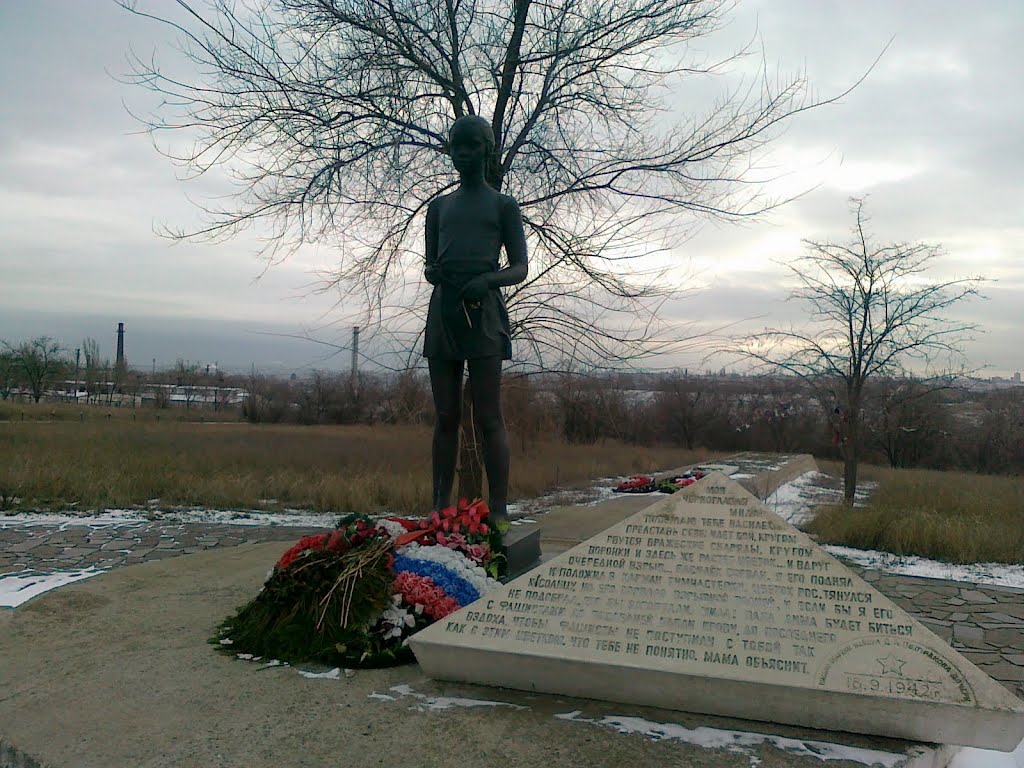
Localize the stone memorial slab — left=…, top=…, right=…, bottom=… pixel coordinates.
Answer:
left=411, top=473, right=1024, bottom=750
left=691, top=463, right=739, bottom=475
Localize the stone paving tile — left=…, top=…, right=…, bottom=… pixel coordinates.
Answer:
left=0, top=519, right=327, bottom=581
left=959, top=588, right=999, bottom=604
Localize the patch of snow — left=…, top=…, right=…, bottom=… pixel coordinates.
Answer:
left=950, top=739, right=1024, bottom=768
left=763, top=472, right=1024, bottom=589
left=384, top=684, right=526, bottom=712
left=826, top=545, right=1024, bottom=591
left=554, top=711, right=907, bottom=767
left=759, top=471, right=875, bottom=526
left=763, top=471, right=829, bottom=525
left=0, top=509, right=338, bottom=530
left=0, top=511, right=149, bottom=530
left=297, top=667, right=341, bottom=679
left=0, top=567, right=106, bottom=608
left=368, top=693, right=395, bottom=701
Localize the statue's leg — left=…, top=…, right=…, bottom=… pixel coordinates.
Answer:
left=467, top=356, right=509, bottom=524
left=428, top=357, right=464, bottom=511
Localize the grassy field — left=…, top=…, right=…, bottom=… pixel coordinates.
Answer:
left=0, top=400, right=232, bottom=423
left=807, top=463, right=1024, bottom=565
left=0, top=413, right=714, bottom=515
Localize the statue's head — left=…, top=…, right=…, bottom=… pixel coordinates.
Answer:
left=449, top=116, right=494, bottom=177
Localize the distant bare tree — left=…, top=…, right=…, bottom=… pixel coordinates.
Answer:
left=975, top=390, right=1024, bottom=475
left=0, top=346, right=17, bottom=400
left=652, top=373, right=712, bottom=450
left=175, top=359, right=202, bottom=409
left=864, top=378, right=954, bottom=469
left=7, top=337, right=68, bottom=403
left=81, top=338, right=103, bottom=404
left=742, top=198, right=985, bottom=503
left=378, top=369, right=430, bottom=425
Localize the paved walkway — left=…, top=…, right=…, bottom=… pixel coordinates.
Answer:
left=0, top=518, right=323, bottom=579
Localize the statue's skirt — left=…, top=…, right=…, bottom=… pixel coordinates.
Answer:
left=423, top=282, right=512, bottom=361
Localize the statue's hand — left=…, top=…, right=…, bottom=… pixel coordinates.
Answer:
left=460, top=275, right=491, bottom=301
left=424, top=264, right=441, bottom=285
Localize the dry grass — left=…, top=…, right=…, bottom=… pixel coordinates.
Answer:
left=0, top=400, right=229, bottom=423
left=807, top=464, right=1024, bottom=565
left=0, top=419, right=714, bottom=515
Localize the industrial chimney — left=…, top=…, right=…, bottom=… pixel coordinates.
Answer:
left=115, top=322, right=126, bottom=370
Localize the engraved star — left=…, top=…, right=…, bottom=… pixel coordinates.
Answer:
left=876, top=654, right=907, bottom=676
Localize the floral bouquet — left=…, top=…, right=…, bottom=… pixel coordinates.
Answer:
left=612, top=474, right=656, bottom=493
left=214, top=499, right=502, bottom=668
left=657, top=470, right=706, bottom=494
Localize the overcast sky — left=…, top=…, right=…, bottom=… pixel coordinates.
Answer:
left=0, top=1, right=1020, bottom=376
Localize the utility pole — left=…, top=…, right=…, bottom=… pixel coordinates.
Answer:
left=351, top=326, right=360, bottom=395
left=74, top=347, right=80, bottom=402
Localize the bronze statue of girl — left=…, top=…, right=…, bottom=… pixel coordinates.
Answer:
left=423, top=116, right=528, bottom=525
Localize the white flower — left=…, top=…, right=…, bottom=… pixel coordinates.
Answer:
left=375, top=518, right=411, bottom=542
left=401, top=544, right=499, bottom=596
left=378, top=602, right=414, bottom=640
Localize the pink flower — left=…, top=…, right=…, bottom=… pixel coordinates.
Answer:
left=394, top=572, right=460, bottom=621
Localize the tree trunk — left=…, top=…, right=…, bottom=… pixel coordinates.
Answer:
left=843, top=408, right=860, bottom=505
left=457, top=378, right=484, bottom=502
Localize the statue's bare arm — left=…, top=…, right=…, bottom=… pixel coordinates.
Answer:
left=492, top=196, right=528, bottom=288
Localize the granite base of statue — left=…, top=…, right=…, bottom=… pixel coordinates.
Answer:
left=503, top=523, right=541, bottom=579
left=411, top=472, right=1024, bottom=751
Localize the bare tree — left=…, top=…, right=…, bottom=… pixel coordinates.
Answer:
left=974, top=389, right=1024, bottom=475
left=652, top=373, right=710, bottom=450
left=175, top=359, right=202, bottom=409
left=742, top=198, right=984, bottom=503
left=7, top=337, right=68, bottom=403
left=0, top=346, right=17, bottom=400
left=864, top=377, right=955, bottom=469
left=117, top=0, right=866, bottom=366
left=82, top=338, right=103, bottom=404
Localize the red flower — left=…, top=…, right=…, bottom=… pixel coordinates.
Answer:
left=276, top=533, right=329, bottom=570
left=326, top=529, right=346, bottom=551
left=391, top=517, right=419, bottom=532
left=616, top=475, right=653, bottom=491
